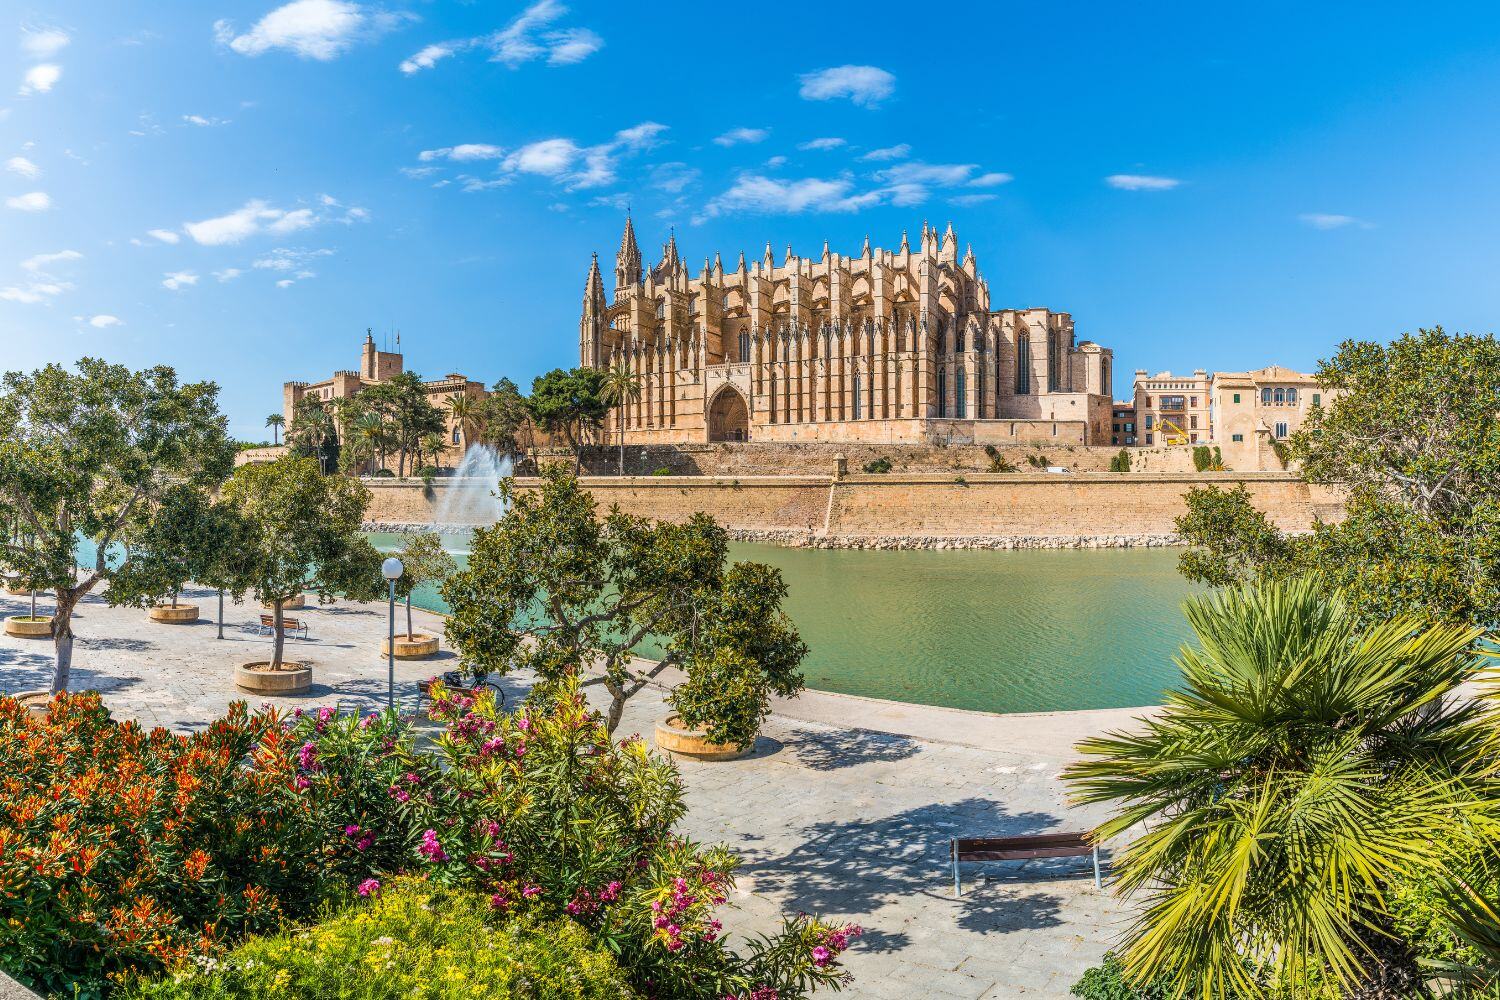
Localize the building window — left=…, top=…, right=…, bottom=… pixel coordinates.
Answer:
left=1275, top=421, right=1288, bottom=438
left=1190, top=415, right=1198, bottom=429
left=1161, top=395, right=1185, bottom=410
left=1190, top=396, right=1198, bottom=407
left=852, top=374, right=862, bottom=419
left=1144, top=395, right=1152, bottom=407
left=955, top=369, right=967, bottom=418
left=738, top=332, right=750, bottom=363
left=1015, top=334, right=1030, bottom=393
left=1146, top=433, right=1153, bottom=444
left=1274, top=387, right=1285, bottom=404
left=1261, top=388, right=1272, bottom=405
left=768, top=373, right=777, bottom=423
left=1233, top=392, right=1240, bottom=403
left=937, top=368, right=946, bottom=417
left=1190, top=433, right=1198, bottom=443
left=451, top=427, right=460, bottom=444
left=1286, top=387, right=1298, bottom=405
left=1145, top=414, right=1154, bottom=430
left=1313, top=392, right=1321, bottom=406
left=1231, top=433, right=1244, bottom=442
left=955, top=326, right=964, bottom=353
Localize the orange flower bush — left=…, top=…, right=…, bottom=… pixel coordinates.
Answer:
left=0, top=693, right=410, bottom=999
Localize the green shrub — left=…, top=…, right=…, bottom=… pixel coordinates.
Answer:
left=862, top=457, right=892, bottom=474
left=1109, top=449, right=1132, bottom=473
left=1192, top=445, right=1211, bottom=472
left=371, top=467, right=396, bottom=478
left=651, top=466, right=674, bottom=476
left=1026, top=453, right=1051, bottom=468
left=988, top=450, right=1019, bottom=473
left=1071, top=953, right=1172, bottom=999
left=123, top=878, right=636, bottom=1000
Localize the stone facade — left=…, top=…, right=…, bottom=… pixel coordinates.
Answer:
left=581, top=219, right=1116, bottom=448
left=282, top=332, right=486, bottom=470
left=1133, top=369, right=1212, bottom=446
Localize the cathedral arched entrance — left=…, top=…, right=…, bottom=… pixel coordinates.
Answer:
left=707, top=386, right=750, bottom=442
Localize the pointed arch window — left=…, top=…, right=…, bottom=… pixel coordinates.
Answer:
left=852, top=373, right=862, bottom=419
left=937, top=368, right=947, bottom=417
left=1016, top=333, right=1031, bottom=394
left=955, top=369, right=967, bottom=418
left=656, top=299, right=666, bottom=320
left=768, top=372, right=777, bottom=423
left=738, top=332, right=750, bottom=363
left=955, top=325, right=965, bottom=353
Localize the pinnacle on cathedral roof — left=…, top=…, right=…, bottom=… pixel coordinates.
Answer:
left=899, top=229, right=910, bottom=253
left=619, top=214, right=638, bottom=254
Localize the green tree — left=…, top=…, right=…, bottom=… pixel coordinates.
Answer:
left=441, top=467, right=807, bottom=743
left=389, top=530, right=457, bottom=644
left=482, top=378, right=533, bottom=470
left=107, top=484, right=229, bottom=613
left=286, top=396, right=339, bottom=474
left=0, top=360, right=234, bottom=693
left=1174, top=485, right=1301, bottom=588
left=599, top=360, right=642, bottom=476
left=1109, top=449, right=1132, bottom=473
left=368, top=372, right=445, bottom=478
left=264, top=412, right=284, bottom=446
left=1174, top=328, right=1500, bottom=628
left=219, top=457, right=384, bottom=670
left=448, top=393, right=484, bottom=452
left=528, top=367, right=607, bottom=473
left=1064, top=576, right=1496, bottom=998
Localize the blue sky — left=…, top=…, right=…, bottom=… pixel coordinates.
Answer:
left=3, top=1, right=1500, bottom=440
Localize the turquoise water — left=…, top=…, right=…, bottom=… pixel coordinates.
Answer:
left=368, top=532, right=1200, bottom=714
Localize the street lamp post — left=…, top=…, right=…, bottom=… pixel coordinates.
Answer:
left=381, top=557, right=404, bottom=712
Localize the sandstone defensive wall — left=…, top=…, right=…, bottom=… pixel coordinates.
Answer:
left=364, top=472, right=1345, bottom=550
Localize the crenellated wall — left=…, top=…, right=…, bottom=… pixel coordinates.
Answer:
left=363, top=472, right=1344, bottom=547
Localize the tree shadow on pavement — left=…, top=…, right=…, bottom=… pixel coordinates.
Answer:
left=785, top=726, right=922, bottom=770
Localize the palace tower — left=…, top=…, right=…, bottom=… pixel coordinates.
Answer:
left=580, top=219, right=1114, bottom=446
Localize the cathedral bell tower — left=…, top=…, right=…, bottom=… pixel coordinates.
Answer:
left=615, top=215, right=642, bottom=292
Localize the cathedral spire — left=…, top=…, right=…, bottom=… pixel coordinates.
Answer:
left=899, top=229, right=910, bottom=254
left=861, top=234, right=871, bottom=257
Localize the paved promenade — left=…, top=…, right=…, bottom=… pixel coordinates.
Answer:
left=0, top=586, right=1145, bottom=998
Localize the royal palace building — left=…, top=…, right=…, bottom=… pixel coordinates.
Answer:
left=580, top=219, right=1115, bottom=446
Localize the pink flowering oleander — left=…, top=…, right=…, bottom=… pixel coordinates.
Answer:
left=356, top=878, right=381, bottom=898
left=417, top=828, right=449, bottom=862
left=522, top=884, right=541, bottom=898
left=810, top=945, right=831, bottom=968
left=344, top=824, right=361, bottom=837
left=293, top=775, right=311, bottom=790
left=358, top=713, right=377, bottom=730
left=296, top=741, right=318, bottom=772
left=389, top=786, right=411, bottom=803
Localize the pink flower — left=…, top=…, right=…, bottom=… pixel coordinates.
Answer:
left=318, top=706, right=336, bottom=723
left=355, top=834, right=375, bottom=852
left=357, top=878, right=381, bottom=898
left=522, top=884, right=541, bottom=898
left=517, top=715, right=532, bottom=732
left=296, top=741, right=318, bottom=772
left=359, top=713, right=377, bottom=730
left=417, top=829, right=448, bottom=862
left=293, top=775, right=311, bottom=790
left=811, top=945, right=831, bottom=967
left=344, top=824, right=361, bottom=837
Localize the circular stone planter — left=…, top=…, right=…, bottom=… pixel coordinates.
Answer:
left=11, top=690, right=52, bottom=718
left=4, top=615, right=53, bottom=638
left=235, top=661, right=312, bottom=696
left=653, top=715, right=753, bottom=761
left=263, top=595, right=307, bottom=611
left=149, top=602, right=200, bottom=624
left=381, top=632, right=440, bottom=659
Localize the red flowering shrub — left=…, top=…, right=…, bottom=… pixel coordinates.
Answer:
left=0, top=693, right=407, bottom=998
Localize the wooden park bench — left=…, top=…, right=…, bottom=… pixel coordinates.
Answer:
left=949, top=832, right=1101, bottom=897
left=256, top=614, right=309, bottom=640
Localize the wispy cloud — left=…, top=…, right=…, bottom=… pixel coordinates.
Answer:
left=147, top=228, right=181, bottom=244
left=950, top=193, right=997, bottom=207
left=213, top=267, right=243, bottom=282
left=417, top=122, right=665, bottom=193
left=1105, top=173, right=1181, bottom=191
left=798, top=137, right=845, bottom=151
left=651, top=162, right=700, bottom=194
left=1298, top=212, right=1371, bottom=230
left=215, top=0, right=412, bottom=61
left=798, top=65, right=895, bottom=108
left=21, top=27, right=70, bottom=60
left=4, top=155, right=39, bottom=179
left=399, top=0, right=602, bottom=75
left=6, top=191, right=51, bottom=211
left=19, top=64, right=60, bottom=95
left=969, top=172, right=1012, bottom=187
left=182, top=114, right=230, bottom=127
left=419, top=143, right=505, bottom=162
left=714, top=127, right=768, bottom=148
left=253, top=247, right=334, bottom=272
left=1, top=249, right=80, bottom=304
left=162, top=270, right=199, bottom=291
left=179, top=196, right=366, bottom=245
left=88, top=314, right=123, bottom=328
left=698, top=175, right=880, bottom=222
left=860, top=144, right=910, bottom=162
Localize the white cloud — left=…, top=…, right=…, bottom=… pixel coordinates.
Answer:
left=4, top=155, right=39, bottom=178
left=714, top=127, right=768, bottom=147
left=253, top=247, right=333, bottom=271
left=798, top=137, right=845, bottom=151
left=399, top=42, right=455, bottom=75
left=6, top=191, right=50, bottom=211
left=162, top=271, right=198, bottom=290
left=89, top=314, right=123, bottom=328
left=181, top=197, right=364, bottom=245
left=505, top=138, right=579, bottom=178
left=214, top=0, right=410, bottom=61
left=544, top=27, right=602, bottom=65
left=418, top=143, right=505, bottom=162
left=765, top=155, right=787, bottom=169
left=798, top=65, right=895, bottom=108
left=651, top=162, right=699, bottom=193
left=876, top=162, right=978, bottom=187
left=698, top=175, right=877, bottom=221
left=613, top=121, right=667, bottom=149
left=20, top=64, right=61, bottom=95
left=400, top=165, right=440, bottom=178
left=969, top=172, right=1013, bottom=187
left=147, top=228, right=181, bottom=244
left=22, top=249, right=81, bottom=271
left=1105, top=174, right=1181, bottom=191
left=1298, top=212, right=1370, bottom=230
left=489, top=0, right=601, bottom=68
left=861, top=144, right=910, bottom=162
left=21, top=27, right=70, bottom=60
left=276, top=278, right=296, bottom=288
left=213, top=267, right=243, bottom=281
left=182, top=114, right=230, bottom=127
left=950, top=193, right=997, bottom=207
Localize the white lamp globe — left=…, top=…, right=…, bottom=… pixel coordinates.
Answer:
left=381, top=557, right=405, bottom=581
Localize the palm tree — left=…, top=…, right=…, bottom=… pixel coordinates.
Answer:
left=448, top=393, right=483, bottom=453
left=353, top=410, right=388, bottom=475
left=265, top=412, right=285, bottom=446
left=1064, top=576, right=1494, bottom=998
left=598, top=360, right=641, bottom=476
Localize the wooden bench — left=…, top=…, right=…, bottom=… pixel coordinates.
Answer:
left=949, top=832, right=1101, bottom=897
left=257, top=614, right=309, bottom=640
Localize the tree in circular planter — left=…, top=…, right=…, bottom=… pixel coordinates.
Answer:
left=0, top=359, right=234, bottom=693
left=387, top=530, right=457, bottom=658
left=219, top=457, right=384, bottom=682
left=441, top=465, right=808, bottom=749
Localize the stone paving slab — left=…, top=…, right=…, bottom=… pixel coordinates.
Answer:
left=0, top=586, right=1139, bottom=998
